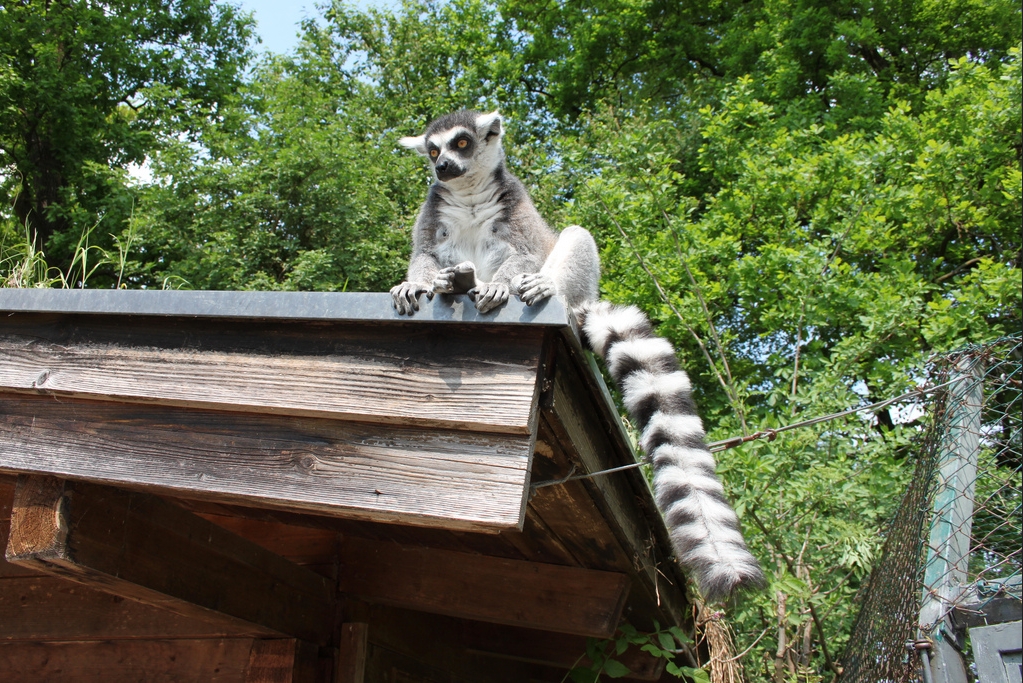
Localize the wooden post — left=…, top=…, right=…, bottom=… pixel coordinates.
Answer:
left=336, top=623, right=369, bottom=683
left=245, top=639, right=318, bottom=683
left=919, top=357, right=984, bottom=683
left=5, top=475, right=335, bottom=645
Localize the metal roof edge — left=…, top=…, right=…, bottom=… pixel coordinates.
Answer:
left=0, top=289, right=573, bottom=327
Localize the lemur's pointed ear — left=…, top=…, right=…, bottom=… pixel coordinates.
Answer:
left=476, top=111, right=503, bottom=141
left=399, top=135, right=428, bottom=156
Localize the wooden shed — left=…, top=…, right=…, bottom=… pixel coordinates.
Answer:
left=0, top=290, right=692, bottom=682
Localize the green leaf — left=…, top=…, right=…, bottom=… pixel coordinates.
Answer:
left=602, top=659, right=632, bottom=678
left=681, top=667, right=711, bottom=683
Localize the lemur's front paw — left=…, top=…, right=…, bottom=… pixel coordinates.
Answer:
left=512, top=272, right=557, bottom=306
left=390, top=281, right=433, bottom=315
left=468, top=281, right=509, bottom=314
left=434, top=261, right=478, bottom=294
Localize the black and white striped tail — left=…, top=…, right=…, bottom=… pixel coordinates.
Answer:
left=577, top=301, right=764, bottom=602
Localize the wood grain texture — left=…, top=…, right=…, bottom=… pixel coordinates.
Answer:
left=347, top=598, right=665, bottom=680
left=5, top=475, right=65, bottom=559
left=462, top=621, right=666, bottom=680
left=337, top=623, right=368, bottom=683
left=0, top=394, right=533, bottom=532
left=0, top=638, right=257, bottom=683
left=191, top=513, right=340, bottom=569
left=5, top=476, right=335, bottom=644
left=0, top=475, right=42, bottom=579
left=345, top=599, right=559, bottom=683
left=525, top=437, right=628, bottom=571
left=244, top=640, right=294, bottom=683
left=337, top=535, right=629, bottom=638
left=0, top=576, right=265, bottom=641
left=541, top=346, right=690, bottom=630
left=0, top=321, right=544, bottom=434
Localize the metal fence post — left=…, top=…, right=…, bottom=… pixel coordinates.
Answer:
left=919, top=356, right=985, bottom=683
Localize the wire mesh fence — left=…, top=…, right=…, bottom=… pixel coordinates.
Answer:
left=838, top=334, right=1022, bottom=683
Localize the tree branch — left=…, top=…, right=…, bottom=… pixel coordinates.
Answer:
left=597, top=196, right=747, bottom=427
left=747, top=507, right=841, bottom=678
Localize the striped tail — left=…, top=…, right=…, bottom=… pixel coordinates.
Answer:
left=577, top=301, right=764, bottom=602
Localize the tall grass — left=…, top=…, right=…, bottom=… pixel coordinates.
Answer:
left=0, top=218, right=111, bottom=289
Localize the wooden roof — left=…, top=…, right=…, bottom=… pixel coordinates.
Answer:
left=0, top=290, right=692, bottom=682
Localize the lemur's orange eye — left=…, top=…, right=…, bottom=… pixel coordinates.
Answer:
left=429, top=149, right=439, bottom=158
left=457, top=139, right=468, bottom=148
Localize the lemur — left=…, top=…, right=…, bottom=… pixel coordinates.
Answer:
left=391, top=110, right=764, bottom=601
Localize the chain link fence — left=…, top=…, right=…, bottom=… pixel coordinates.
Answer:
left=839, top=335, right=1022, bottom=683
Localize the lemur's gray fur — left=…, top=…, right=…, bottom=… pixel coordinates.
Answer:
left=393, top=110, right=764, bottom=601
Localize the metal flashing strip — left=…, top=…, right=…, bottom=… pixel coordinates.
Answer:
left=0, top=289, right=571, bottom=327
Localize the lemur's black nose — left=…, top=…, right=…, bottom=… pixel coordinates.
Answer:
left=435, top=160, right=449, bottom=173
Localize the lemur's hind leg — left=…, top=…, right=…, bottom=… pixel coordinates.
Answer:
left=512, top=225, right=600, bottom=309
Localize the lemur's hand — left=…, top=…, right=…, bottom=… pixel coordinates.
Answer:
left=434, top=261, right=478, bottom=294
left=468, top=281, right=509, bottom=314
left=512, top=272, right=557, bottom=306
left=390, top=281, right=433, bottom=315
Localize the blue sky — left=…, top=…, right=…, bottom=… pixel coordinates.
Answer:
left=233, top=1, right=399, bottom=55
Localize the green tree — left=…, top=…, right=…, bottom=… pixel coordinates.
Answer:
left=130, top=0, right=525, bottom=291
left=13, top=0, right=1016, bottom=678
left=538, top=50, right=1020, bottom=679
left=0, top=0, right=254, bottom=279
left=500, top=0, right=1021, bottom=125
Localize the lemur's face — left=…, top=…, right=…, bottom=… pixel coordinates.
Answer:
left=424, top=126, right=475, bottom=181
left=400, top=111, right=504, bottom=185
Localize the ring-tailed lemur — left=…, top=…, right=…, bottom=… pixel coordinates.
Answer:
left=392, top=110, right=764, bottom=601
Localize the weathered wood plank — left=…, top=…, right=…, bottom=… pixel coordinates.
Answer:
left=541, top=342, right=690, bottom=630
left=5, top=476, right=335, bottom=645
left=526, top=436, right=628, bottom=571
left=337, top=623, right=369, bottom=683
left=0, top=394, right=532, bottom=532
left=246, top=639, right=319, bottom=683
left=0, top=321, right=545, bottom=434
left=0, top=638, right=257, bottom=683
left=0, top=576, right=265, bottom=641
left=337, top=535, right=629, bottom=638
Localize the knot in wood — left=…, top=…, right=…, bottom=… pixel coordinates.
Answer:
left=296, top=453, right=318, bottom=472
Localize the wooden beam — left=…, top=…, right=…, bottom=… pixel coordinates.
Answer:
left=338, top=536, right=629, bottom=638
left=245, top=639, right=319, bottom=683
left=5, top=475, right=335, bottom=645
left=0, top=320, right=544, bottom=435
left=0, top=576, right=255, bottom=641
left=0, top=638, right=258, bottom=683
left=0, top=475, right=40, bottom=579
left=337, top=623, right=369, bottom=683
left=462, top=621, right=666, bottom=680
left=0, top=393, right=533, bottom=532
left=541, top=342, right=690, bottom=629
left=343, top=599, right=664, bottom=681
left=345, top=599, right=559, bottom=683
